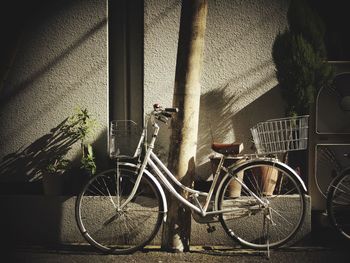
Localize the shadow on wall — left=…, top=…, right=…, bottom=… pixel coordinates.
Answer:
left=1, top=0, right=79, bottom=98
left=0, top=18, right=107, bottom=106
left=0, top=119, right=80, bottom=183
left=0, top=127, right=108, bottom=247
left=0, top=119, right=108, bottom=194
left=231, top=85, right=286, bottom=153
left=0, top=118, right=78, bottom=247
left=0, top=0, right=107, bottom=149
left=198, top=87, right=236, bottom=158
left=198, top=59, right=276, bottom=160
left=0, top=1, right=107, bottom=249
left=196, top=87, right=236, bottom=180
left=196, top=85, right=285, bottom=180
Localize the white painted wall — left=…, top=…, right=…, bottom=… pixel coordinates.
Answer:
left=144, top=0, right=289, bottom=179
left=0, top=0, right=108, bottom=182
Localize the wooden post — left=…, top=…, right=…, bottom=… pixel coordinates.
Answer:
left=161, top=0, right=208, bottom=252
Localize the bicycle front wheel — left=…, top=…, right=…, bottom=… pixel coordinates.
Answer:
left=218, top=159, right=306, bottom=249
left=75, top=168, right=164, bottom=254
left=327, top=172, right=350, bottom=240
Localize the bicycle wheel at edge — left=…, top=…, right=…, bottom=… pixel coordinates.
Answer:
left=327, top=172, right=350, bottom=240
left=218, top=159, right=306, bottom=249
left=75, top=168, right=164, bottom=254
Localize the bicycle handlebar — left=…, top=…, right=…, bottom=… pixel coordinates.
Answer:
left=153, top=104, right=178, bottom=112
left=164, top=107, right=179, bottom=113
left=152, top=104, right=178, bottom=124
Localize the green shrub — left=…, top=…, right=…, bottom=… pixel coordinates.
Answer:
left=272, top=0, right=334, bottom=116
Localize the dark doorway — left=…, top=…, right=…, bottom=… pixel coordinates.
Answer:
left=108, top=0, right=144, bottom=125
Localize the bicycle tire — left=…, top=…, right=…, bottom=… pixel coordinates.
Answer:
left=75, top=167, right=164, bottom=254
left=217, top=159, right=306, bottom=249
left=327, top=172, right=350, bottom=240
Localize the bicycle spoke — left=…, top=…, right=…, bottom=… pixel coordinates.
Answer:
left=102, top=177, right=117, bottom=208
left=268, top=185, right=300, bottom=200
left=327, top=173, right=350, bottom=240
left=76, top=170, right=163, bottom=254
left=89, top=182, right=107, bottom=196
left=220, top=161, right=305, bottom=249
left=269, top=206, right=295, bottom=227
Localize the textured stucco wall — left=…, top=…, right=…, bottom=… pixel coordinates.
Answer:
left=0, top=0, right=108, bottom=182
left=144, top=0, right=289, bottom=179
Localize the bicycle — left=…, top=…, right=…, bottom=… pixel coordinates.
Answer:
left=75, top=104, right=308, bottom=255
left=316, top=146, right=350, bottom=240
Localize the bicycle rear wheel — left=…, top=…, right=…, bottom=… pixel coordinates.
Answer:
left=218, top=159, right=306, bottom=249
left=327, top=172, right=350, bottom=240
left=75, top=168, right=163, bottom=254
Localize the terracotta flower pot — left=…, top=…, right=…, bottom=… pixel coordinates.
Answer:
left=226, top=169, right=244, bottom=198
left=210, top=157, right=245, bottom=198
left=259, top=166, right=279, bottom=196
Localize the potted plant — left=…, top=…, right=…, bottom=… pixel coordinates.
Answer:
left=257, top=165, right=279, bottom=196
left=66, top=108, right=97, bottom=192
left=81, top=144, right=97, bottom=177
left=41, top=108, right=97, bottom=195
left=65, top=108, right=97, bottom=147
left=272, top=0, right=334, bottom=185
left=272, top=0, right=334, bottom=117
left=209, top=154, right=245, bottom=198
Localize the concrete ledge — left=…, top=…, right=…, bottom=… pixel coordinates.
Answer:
left=0, top=195, right=311, bottom=247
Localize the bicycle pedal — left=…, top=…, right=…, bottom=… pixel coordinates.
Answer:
left=206, top=224, right=216, bottom=233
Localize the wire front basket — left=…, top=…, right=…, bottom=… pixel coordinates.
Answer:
left=109, top=120, right=142, bottom=159
left=250, top=115, right=309, bottom=155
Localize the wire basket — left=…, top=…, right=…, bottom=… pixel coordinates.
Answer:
left=250, top=115, right=309, bottom=155
left=109, top=120, right=142, bottom=159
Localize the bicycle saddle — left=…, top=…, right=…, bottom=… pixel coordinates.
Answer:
left=211, top=142, right=244, bottom=155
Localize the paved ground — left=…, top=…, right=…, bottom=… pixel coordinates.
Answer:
left=4, top=227, right=350, bottom=263
left=7, top=245, right=350, bottom=263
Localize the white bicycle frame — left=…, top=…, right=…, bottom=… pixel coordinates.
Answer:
left=117, top=111, right=269, bottom=218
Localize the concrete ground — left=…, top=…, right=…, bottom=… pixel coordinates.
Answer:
left=7, top=246, right=350, bottom=263
left=5, top=226, right=350, bottom=263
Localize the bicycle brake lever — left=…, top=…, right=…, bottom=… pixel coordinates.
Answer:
left=162, top=112, right=172, bottom=118
left=158, top=115, right=168, bottom=123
